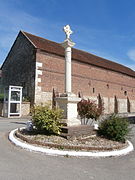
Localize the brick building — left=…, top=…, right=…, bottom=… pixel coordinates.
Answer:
left=1, top=31, right=135, bottom=114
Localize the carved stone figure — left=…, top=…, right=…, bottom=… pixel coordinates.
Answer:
left=63, top=25, right=73, bottom=39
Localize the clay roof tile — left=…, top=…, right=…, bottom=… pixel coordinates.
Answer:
left=22, top=31, right=135, bottom=77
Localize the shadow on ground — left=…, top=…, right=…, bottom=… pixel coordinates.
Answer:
left=10, top=122, right=26, bottom=125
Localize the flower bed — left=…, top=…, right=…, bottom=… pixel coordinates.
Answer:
left=15, top=128, right=128, bottom=152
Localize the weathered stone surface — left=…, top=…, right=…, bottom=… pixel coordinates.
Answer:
left=21, top=102, right=30, bottom=116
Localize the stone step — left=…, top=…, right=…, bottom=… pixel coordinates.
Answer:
left=60, top=125, right=96, bottom=139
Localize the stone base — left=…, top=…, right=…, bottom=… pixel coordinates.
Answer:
left=60, top=125, right=96, bottom=139
left=61, top=118, right=81, bottom=126
left=55, top=93, right=81, bottom=126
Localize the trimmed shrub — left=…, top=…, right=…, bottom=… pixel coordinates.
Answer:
left=77, top=99, right=104, bottom=121
left=32, top=105, right=63, bottom=134
left=98, top=114, right=130, bottom=142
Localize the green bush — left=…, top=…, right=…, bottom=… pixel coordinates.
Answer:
left=98, top=114, right=130, bottom=142
left=77, top=99, right=104, bottom=121
left=22, top=96, right=30, bottom=102
left=32, top=105, right=63, bottom=134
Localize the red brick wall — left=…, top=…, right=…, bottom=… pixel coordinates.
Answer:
left=36, top=50, right=135, bottom=101
left=36, top=51, right=65, bottom=93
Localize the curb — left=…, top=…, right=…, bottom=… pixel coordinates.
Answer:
left=9, top=128, right=134, bottom=157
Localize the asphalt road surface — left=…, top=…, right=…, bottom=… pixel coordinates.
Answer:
left=0, top=117, right=135, bottom=180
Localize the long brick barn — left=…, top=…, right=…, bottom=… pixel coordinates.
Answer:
left=1, top=31, right=135, bottom=114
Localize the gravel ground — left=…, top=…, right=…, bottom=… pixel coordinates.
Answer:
left=17, top=128, right=128, bottom=151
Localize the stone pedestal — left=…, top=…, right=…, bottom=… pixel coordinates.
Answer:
left=56, top=94, right=81, bottom=126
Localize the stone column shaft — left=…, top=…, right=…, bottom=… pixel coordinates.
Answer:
left=61, top=39, right=75, bottom=94
left=65, top=46, right=72, bottom=93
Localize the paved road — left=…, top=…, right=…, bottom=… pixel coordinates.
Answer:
left=0, top=117, right=135, bottom=180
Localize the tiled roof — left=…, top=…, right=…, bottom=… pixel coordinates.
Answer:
left=22, top=31, right=135, bottom=77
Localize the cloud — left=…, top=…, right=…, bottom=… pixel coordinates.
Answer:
left=127, top=49, right=135, bottom=61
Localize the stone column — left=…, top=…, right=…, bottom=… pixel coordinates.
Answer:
left=55, top=25, right=81, bottom=126
left=61, top=39, right=75, bottom=94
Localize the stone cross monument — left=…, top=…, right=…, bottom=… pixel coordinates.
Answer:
left=55, top=25, right=81, bottom=126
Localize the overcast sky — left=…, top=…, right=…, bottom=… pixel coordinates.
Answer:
left=1, top=0, right=135, bottom=70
